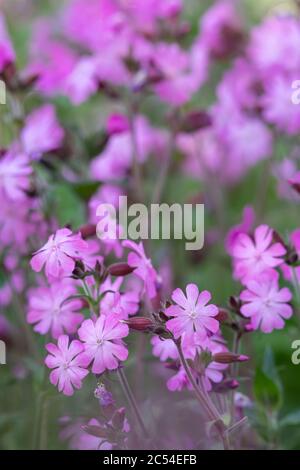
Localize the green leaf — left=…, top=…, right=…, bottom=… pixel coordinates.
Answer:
left=0, top=270, right=6, bottom=289
left=72, top=181, right=100, bottom=200
left=254, top=347, right=282, bottom=410
left=51, top=183, right=86, bottom=229
left=280, top=410, right=300, bottom=427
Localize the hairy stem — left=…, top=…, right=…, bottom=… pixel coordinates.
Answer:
left=176, top=340, right=230, bottom=450
left=117, top=367, right=149, bottom=439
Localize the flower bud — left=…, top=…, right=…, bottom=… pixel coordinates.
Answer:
left=229, top=296, right=242, bottom=312
left=107, top=262, right=136, bottom=277
left=72, top=260, right=86, bottom=279
left=213, top=379, right=240, bottom=393
left=215, top=309, right=229, bottom=323
left=180, top=111, right=212, bottom=133
left=79, top=224, right=96, bottom=239
left=123, top=317, right=155, bottom=332
left=212, top=352, right=249, bottom=364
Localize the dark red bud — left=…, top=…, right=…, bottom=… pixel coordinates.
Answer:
left=123, top=317, right=154, bottom=332
left=181, top=111, right=212, bottom=133
left=212, top=352, right=249, bottom=364
left=79, top=224, right=96, bottom=239
left=107, top=262, right=135, bottom=276
left=215, top=309, right=229, bottom=323
left=213, top=379, right=240, bottom=393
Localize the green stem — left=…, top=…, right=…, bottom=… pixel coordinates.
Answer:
left=117, top=367, right=149, bottom=439
left=176, top=341, right=230, bottom=450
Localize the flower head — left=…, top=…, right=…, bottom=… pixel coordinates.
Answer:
left=30, top=228, right=88, bottom=280
left=27, top=281, right=84, bottom=339
left=232, top=224, right=286, bottom=283
left=45, top=335, right=89, bottom=396
left=240, top=273, right=292, bottom=333
left=0, top=150, right=32, bottom=201
left=78, top=316, right=129, bottom=374
left=21, top=104, right=64, bottom=159
left=166, top=283, right=219, bottom=341
left=123, top=240, right=158, bottom=299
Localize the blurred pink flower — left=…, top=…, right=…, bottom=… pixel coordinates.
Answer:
left=232, top=225, right=286, bottom=283
left=0, top=150, right=32, bottom=200
left=151, top=336, right=179, bottom=362
left=261, top=74, right=300, bottom=135
left=78, top=315, right=129, bottom=374
left=240, top=274, right=293, bottom=333
left=166, top=284, right=219, bottom=341
left=90, top=115, right=168, bottom=181
left=123, top=240, right=158, bottom=299
left=25, top=20, right=77, bottom=96
left=225, top=206, right=255, bottom=255
left=0, top=12, right=15, bottom=72
left=30, top=228, right=88, bottom=280
left=248, top=15, right=300, bottom=76
left=199, top=0, right=243, bottom=58
left=27, top=281, right=84, bottom=339
left=45, top=335, right=89, bottom=396
left=21, top=104, right=64, bottom=159
left=152, top=42, right=208, bottom=106
left=100, top=277, right=139, bottom=317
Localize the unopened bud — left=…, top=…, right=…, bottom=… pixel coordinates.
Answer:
left=72, top=260, right=86, bottom=279
left=212, top=352, right=249, bottom=364
left=180, top=111, right=212, bottom=133
left=213, top=379, right=240, bottom=393
left=229, top=296, right=242, bottom=312
left=107, top=262, right=136, bottom=277
left=123, top=317, right=154, bottom=332
left=215, top=309, right=229, bottom=323
left=79, top=224, right=96, bottom=239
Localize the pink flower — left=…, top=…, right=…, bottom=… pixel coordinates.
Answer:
left=21, top=104, right=64, bottom=159
left=261, top=74, right=300, bottom=135
left=100, top=277, right=139, bottom=318
left=78, top=315, right=129, bottom=374
left=247, top=16, right=300, bottom=76
left=63, top=56, right=99, bottom=105
left=25, top=20, right=77, bottom=96
left=30, top=228, right=88, bottom=280
left=0, top=13, right=15, bottom=72
left=232, top=225, right=286, bottom=283
left=240, top=274, right=293, bottom=333
left=106, top=114, right=129, bottom=135
left=167, top=367, right=192, bottom=392
left=151, top=336, right=179, bottom=362
left=0, top=150, right=32, bottom=200
left=123, top=240, right=158, bottom=299
left=27, top=281, right=84, bottom=339
left=225, top=206, right=255, bottom=255
left=199, top=0, right=243, bottom=58
left=152, top=42, right=208, bottom=106
left=165, top=284, right=219, bottom=340
left=90, top=116, right=168, bottom=182
left=45, top=335, right=89, bottom=396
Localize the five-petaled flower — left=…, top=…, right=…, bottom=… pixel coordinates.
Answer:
left=30, top=228, right=88, bottom=280
left=165, top=283, right=219, bottom=341
left=45, top=335, right=89, bottom=396
left=240, top=273, right=292, bottom=333
left=78, top=315, right=129, bottom=374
